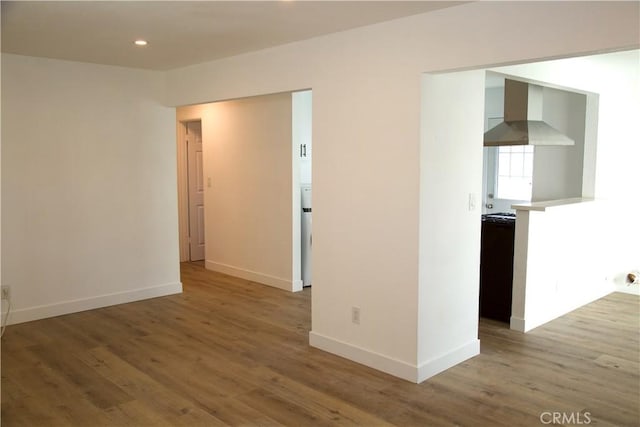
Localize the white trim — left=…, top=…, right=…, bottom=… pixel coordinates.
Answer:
left=417, top=339, right=480, bottom=383
left=7, top=282, right=183, bottom=326
left=309, top=331, right=419, bottom=382
left=510, top=316, right=526, bottom=332
left=177, top=120, right=190, bottom=262
left=511, top=287, right=612, bottom=333
left=291, top=102, right=302, bottom=294
left=205, top=260, right=293, bottom=292
left=309, top=331, right=480, bottom=384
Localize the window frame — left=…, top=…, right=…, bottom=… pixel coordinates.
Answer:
left=485, top=117, right=534, bottom=206
left=495, top=144, right=534, bottom=201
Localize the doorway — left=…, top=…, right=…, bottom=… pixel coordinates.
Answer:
left=176, top=93, right=306, bottom=291
left=186, top=121, right=205, bottom=261
left=178, top=120, right=205, bottom=262
left=293, top=90, right=313, bottom=290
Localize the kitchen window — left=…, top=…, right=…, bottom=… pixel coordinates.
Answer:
left=484, top=117, right=535, bottom=207
left=495, top=145, right=534, bottom=201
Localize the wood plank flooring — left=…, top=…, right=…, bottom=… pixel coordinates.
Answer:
left=2, top=262, right=639, bottom=426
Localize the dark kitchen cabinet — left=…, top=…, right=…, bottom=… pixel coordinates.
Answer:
left=479, top=214, right=516, bottom=323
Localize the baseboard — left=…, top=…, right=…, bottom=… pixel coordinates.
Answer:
left=510, top=316, right=526, bottom=332
left=417, top=339, right=480, bottom=383
left=205, top=260, right=293, bottom=291
left=511, top=287, right=613, bottom=332
left=7, top=282, right=182, bottom=326
left=309, top=332, right=480, bottom=384
left=309, top=331, right=419, bottom=382
left=292, top=279, right=304, bottom=292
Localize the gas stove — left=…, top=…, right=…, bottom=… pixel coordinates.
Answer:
left=482, top=212, right=516, bottom=224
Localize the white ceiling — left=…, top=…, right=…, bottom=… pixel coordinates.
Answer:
left=1, top=1, right=465, bottom=71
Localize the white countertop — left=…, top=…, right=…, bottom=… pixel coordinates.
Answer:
left=512, top=197, right=595, bottom=212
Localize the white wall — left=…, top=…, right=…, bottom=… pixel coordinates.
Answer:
left=177, top=94, right=294, bottom=291
left=0, top=1, right=634, bottom=382
left=1, top=54, right=180, bottom=324
left=496, top=51, right=640, bottom=331
left=419, top=71, right=484, bottom=381
left=163, top=2, right=638, bottom=382
left=482, top=85, right=508, bottom=213
left=482, top=83, right=588, bottom=210
left=512, top=201, right=611, bottom=332
left=484, top=86, right=505, bottom=124
left=492, top=51, right=640, bottom=204
left=532, top=87, right=586, bottom=201
left=293, top=90, right=312, bottom=185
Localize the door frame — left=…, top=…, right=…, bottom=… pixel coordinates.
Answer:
left=177, top=119, right=203, bottom=262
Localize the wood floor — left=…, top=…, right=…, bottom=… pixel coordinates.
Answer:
left=2, top=262, right=639, bottom=426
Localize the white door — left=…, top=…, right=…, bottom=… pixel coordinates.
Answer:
left=186, top=121, right=205, bottom=261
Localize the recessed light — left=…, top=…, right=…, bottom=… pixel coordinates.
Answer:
left=134, top=40, right=148, bottom=46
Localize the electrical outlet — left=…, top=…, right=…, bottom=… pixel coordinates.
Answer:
left=1, top=286, right=10, bottom=301
left=351, top=307, right=360, bottom=325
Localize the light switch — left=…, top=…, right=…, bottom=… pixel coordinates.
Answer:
left=468, top=193, right=477, bottom=211
left=207, top=177, right=212, bottom=188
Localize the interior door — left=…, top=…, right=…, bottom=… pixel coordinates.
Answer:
left=186, top=121, right=205, bottom=261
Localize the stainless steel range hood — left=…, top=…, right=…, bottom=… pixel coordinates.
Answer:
left=484, top=79, right=575, bottom=146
